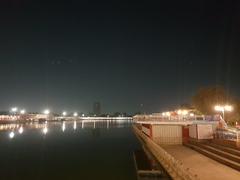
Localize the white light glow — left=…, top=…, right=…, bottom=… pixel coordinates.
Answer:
left=215, top=105, right=224, bottom=111
left=182, top=110, right=188, bottom=115
left=18, top=127, right=24, bottom=134
left=62, top=111, right=67, bottom=116
left=215, top=105, right=233, bottom=112
left=190, top=113, right=194, bottom=117
left=11, top=107, right=18, bottom=113
left=177, top=110, right=182, bottom=115
left=73, top=121, right=77, bottom=130
left=62, top=122, right=66, bottom=132
left=224, top=105, right=233, bottom=112
left=73, top=112, right=78, bottom=117
left=44, top=109, right=50, bottom=115
left=166, top=112, right=171, bottom=116
left=42, top=127, right=48, bottom=134
left=9, top=131, right=15, bottom=139
left=20, top=110, right=26, bottom=114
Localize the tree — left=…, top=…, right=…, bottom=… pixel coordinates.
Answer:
left=192, top=86, right=232, bottom=115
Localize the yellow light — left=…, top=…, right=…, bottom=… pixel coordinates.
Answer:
left=73, top=121, right=77, bottom=130
left=182, top=110, right=188, bottom=115
left=166, top=112, right=171, bottom=116
left=177, top=110, right=182, bottom=115
left=224, top=105, right=233, bottom=112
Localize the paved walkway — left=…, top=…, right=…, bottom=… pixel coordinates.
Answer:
left=162, top=145, right=240, bottom=180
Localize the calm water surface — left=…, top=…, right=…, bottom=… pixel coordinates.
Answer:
left=0, top=120, right=140, bottom=180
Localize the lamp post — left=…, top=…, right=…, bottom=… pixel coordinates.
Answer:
left=214, top=105, right=233, bottom=120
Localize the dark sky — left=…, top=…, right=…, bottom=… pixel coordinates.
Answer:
left=0, top=0, right=240, bottom=114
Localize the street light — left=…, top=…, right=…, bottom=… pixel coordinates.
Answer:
left=73, top=112, right=78, bottom=117
left=11, top=107, right=18, bottom=113
left=44, top=109, right=50, bottom=115
left=20, top=110, right=26, bottom=115
left=62, top=111, right=67, bottom=116
left=214, top=105, right=233, bottom=120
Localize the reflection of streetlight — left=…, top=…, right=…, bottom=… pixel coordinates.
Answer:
left=62, top=122, right=66, bottom=132
left=42, top=127, right=48, bottom=134
left=73, top=121, right=77, bottom=130
left=9, top=131, right=15, bottom=139
left=18, top=127, right=24, bottom=134
left=214, top=105, right=233, bottom=120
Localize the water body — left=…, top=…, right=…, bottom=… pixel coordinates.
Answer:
left=0, top=120, right=141, bottom=180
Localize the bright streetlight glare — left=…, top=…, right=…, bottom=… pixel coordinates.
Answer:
left=11, top=107, right=18, bottom=112
left=73, top=112, right=78, bottom=117
left=177, top=110, right=182, bottom=115
left=224, top=105, right=233, bottom=112
left=214, top=104, right=233, bottom=120
left=182, top=110, right=188, bottom=116
left=214, top=105, right=233, bottom=112
left=42, top=127, right=48, bottom=134
left=44, top=109, right=50, bottom=115
left=20, top=110, right=26, bottom=114
left=62, top=111, right=67, bottom=116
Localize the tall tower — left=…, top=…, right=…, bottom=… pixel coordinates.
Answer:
left=93, top=102, right=101, bottom=116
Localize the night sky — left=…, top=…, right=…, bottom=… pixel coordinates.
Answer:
left=0, top=0, right=240, bottom=114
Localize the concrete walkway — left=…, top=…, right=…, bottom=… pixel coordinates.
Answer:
left=162, top=145, right=240, bottom=180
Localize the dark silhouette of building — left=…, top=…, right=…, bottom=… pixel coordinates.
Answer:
left=93, top=102, right=101, bottom=116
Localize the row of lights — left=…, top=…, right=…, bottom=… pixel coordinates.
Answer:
left=10, top=107, right=83, bottom=117
left=11, top=107, right=26, bottom=114
left=9, top=121, right=79, bottom=138
left=161, top=104, right=233, bottom=120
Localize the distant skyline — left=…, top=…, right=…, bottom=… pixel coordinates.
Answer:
left=0, top=0, right=240, bottom=113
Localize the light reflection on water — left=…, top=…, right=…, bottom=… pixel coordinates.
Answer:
left=0, top=120, right=139, bottom=180
left=2, top=120, right=133, bottom=139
